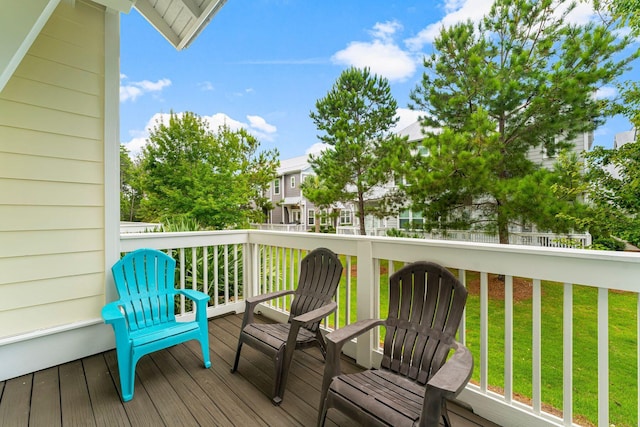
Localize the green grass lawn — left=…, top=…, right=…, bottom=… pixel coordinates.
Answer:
left=258, top=249, right=638, bottom=426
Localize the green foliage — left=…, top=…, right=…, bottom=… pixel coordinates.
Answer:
left=119, top=145, right=143, bottom=221
left=138, top=112, right=279, bottom=229
left=309, top=67, right=413, bottom=235
left=582, top=142, right=640, bottom=247
left=155, top=218, right=243, bottom=306
left=407, top=0, right=633, bottom=243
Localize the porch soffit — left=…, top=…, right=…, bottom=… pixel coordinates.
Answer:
left=134, top=0, right=228, bottom=50
left=0, top=0, right=61, bottom=93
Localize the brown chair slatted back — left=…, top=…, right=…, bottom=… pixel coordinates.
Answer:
left=289, top=247, right=343, bottom=333
left=380, top=261, right=467, bottom=385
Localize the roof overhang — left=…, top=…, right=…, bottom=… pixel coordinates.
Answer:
left=134, top=0, right=228, bottom=50
left=0, top=0, right=226, bottom=94
left=0, top=0, right=62, bottom=93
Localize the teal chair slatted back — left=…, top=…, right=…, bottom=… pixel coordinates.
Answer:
left=111, top=249, right=177, bottom=331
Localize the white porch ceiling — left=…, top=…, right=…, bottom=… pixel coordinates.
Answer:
left=134, top=0, right=228, bottom=50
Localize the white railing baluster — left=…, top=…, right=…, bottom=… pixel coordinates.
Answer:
left=480, top=272, right=488, bottom=393
left=203, top=246, right=209, bottom=300
left=345, top=255, right=352, bottom=327
left=504, top=274, right=513, bottom=404
left=598, top=287, right=609, bottom=427
left=563, top=283, right=573, bottom=426
left=191, top=248, right=197, bottom=292
left=224, top=244, right=229, bottom=305
left=532, top=278, right=541, bottom=415
left=458, top=269, right=466, bottom=347
left=213, top=245, right=219, bottom=307
left=233, top=245, right=238, bottom=303
left=179, top=248, right=186, bottom=314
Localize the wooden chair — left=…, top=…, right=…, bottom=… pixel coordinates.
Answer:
left=102, top=248, right=211, bottom=402
left=318, top=261, right=472, bottom=427
left=231, top=247, right=343, bottom=405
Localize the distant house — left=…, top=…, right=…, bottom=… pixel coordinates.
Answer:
left=614, top=128, right=637, bottom=149
left=263, top=155, right=316, bottom=229
left=262, top=121, right=595, bottom=235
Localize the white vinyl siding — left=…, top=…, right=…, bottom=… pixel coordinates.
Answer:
left=0, top=0, right=106, bottom=338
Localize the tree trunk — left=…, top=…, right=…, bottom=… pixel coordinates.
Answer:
left=497, top=202, right=509, bottom=244
left=358, top=195, right=366, bottom=236
left=315, top=208, right=320, bottom=233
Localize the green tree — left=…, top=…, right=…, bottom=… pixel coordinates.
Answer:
left=120, top=144, right=143, bottom=221
left=407, top=0, right=634, bottom=243
left=300, top=173, right=336, bottom=232
left=139, top=112, right=279, bottom=229
left=583, top=142, right=640, bottom=247
left=309, top=67, right=411, bottom=235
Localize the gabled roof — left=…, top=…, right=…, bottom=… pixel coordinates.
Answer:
left=134, top=0, right=228, bottom=50
left=277, top=154, right=312, bottom=175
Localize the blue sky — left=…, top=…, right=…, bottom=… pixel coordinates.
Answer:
left=120, top=0, right=638, bottom=161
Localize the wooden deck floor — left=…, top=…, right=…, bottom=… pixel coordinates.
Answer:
left=0, top=314, right=497, bottom=426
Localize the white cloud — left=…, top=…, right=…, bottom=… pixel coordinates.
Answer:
left=405, top=0, right=601, bottom=51
left=305, top=142, right=330, bottom=155
left=198, top=81, right=214, bottom=91
left=369, top=20, right=403, bottom=43
left=120, top=77, right=171, bottom=102
left=122, top=111, right=277, bottom=157
left=405, top=0, right=493, bottom=50
left=332, top=21, right=418, bottom=82
left=247, top=115, right=277, bottom=134
left=595, top=86, right=617, bottom=99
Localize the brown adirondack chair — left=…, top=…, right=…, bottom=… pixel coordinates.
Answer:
left=317, top=261, right=472, bottom=427
left=231, top=247, right=343, bottom=405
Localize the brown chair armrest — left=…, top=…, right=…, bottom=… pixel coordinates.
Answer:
left=426, top=341, right=473, bottom=397
left=292, top=301, right=337, bottom=327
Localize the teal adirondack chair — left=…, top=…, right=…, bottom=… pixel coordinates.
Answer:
left=102, top=248, right=211, bottom=401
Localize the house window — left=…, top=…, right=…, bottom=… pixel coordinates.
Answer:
left=399, top=210, right=423, bottom=229
left=291, top=176, right=296, bottom=188
left=274, top=179, right=280, bottom=195
left=340, top=210, right=352, bottom=225
left=320, top=209, right=329, bottom=225
left=308, top=210, right=315, bottom=225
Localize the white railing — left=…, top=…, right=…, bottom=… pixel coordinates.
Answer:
left=336, top=226, right=592, bottom=248
left=121, top=230, right=640, bottom=427
left=252, top=223, right=309, bottom=232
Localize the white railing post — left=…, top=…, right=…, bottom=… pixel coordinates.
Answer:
left=356, top=239, right=375, bottom=368
left=563, top=283, right=573, bottom=426
left=598, top=287, right=609, bottom=427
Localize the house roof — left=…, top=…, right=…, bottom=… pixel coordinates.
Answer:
left=0, top=0, right=227, bottom=93
left=134, top=0, right=228, bottom=50
left=277, top=154, right=312, bottom=175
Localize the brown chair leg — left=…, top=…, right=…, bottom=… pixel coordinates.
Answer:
left=231, top=339, right=243, bottom=373
left=272, top=346, right=285, bottom=405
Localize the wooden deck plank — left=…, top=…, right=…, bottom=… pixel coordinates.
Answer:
left=82, top=354, right=130, bottom=427
left=134, top=354, right=199, bottom=425
left=168, top=343, right=270, bottom=427
left=103, top=351, right=164, bottom=426
left=0, top=374, right=32, bottom=425
left=0, top=313, right=493, bottom=427
left=59, top=360, right=96, bottom=426
left=149, top=348, right=233, bottom=426
left=30, top=367, right=61, bottom=427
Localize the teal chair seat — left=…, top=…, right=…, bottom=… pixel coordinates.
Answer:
left=102, top=248, right=211, bottom=402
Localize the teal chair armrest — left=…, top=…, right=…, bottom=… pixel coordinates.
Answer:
left=177, top=289, right=210, bottom=323
left=102, top=301, right=125, bottom=324
left=178, top=289, right=210, bottom=303
left=101, top=301, right=129, bottom=339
